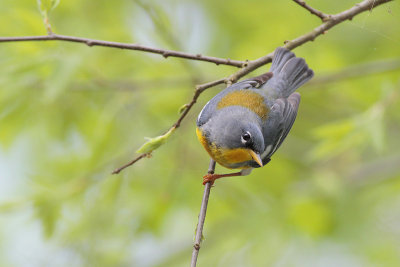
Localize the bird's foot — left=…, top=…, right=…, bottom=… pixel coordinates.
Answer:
left=203, top=174, right=219, bottom=185
left=202, top=172, right=243, bottom=185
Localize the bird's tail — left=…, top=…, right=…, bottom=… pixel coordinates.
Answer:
left=262, top=47, right=314, bottom=99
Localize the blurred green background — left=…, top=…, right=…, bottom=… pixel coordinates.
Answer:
left=1, top=0, right=400, bottom=266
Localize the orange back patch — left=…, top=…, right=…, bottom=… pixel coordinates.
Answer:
left=217, top=90, right=269, bottom=120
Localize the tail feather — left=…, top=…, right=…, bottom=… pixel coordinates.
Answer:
left=263, top=47, right=314, bottom=98
left=282, top=58, right=306, bottom=82
left=291, top=68, right=314, bottom=91
left=270, top=48, right=295, bottom=74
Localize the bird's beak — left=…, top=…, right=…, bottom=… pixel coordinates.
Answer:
left=249, top=150, right=263, bottom=167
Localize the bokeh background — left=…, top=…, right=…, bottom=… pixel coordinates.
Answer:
left=1, top=0, right=400, bottom=266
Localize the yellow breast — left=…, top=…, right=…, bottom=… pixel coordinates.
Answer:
left=196, top=127, right=253, bottom=169
left=217, top=90, right=269, bottom=120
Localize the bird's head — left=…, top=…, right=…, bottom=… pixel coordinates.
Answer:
left=208, top=119, right=265, bottom=167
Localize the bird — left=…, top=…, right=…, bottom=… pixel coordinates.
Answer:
left=196, top=47, right=314, bottom=185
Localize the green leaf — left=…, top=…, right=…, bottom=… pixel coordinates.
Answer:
left=136, top=127, right=176, bottom=154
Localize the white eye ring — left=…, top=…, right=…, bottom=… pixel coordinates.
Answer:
left=241, top=131, right=251, bottom=144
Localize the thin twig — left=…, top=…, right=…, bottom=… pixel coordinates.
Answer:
left=227, top=0, right=394, bottom=84
left=173, top=79, right=226, bottom=128
left=111, top=153, right=149, bottom=174
left=112, top=0, right=393, bottom=172
left=111, top=78, right=225, bottom=174
left=191, top=159, right=215, bottom=267
left=292, top=0, right=330, bottom=21
left=0, top=34, right=245, bottom=67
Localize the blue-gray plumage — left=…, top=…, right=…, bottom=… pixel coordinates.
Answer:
left=196, top=47, right=314, bottom=184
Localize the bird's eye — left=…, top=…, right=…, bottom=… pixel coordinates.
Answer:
left=241, top=132, right=252, bottom=144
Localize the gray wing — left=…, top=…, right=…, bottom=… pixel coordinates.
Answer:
left=196, top=72, right=273, bottom=127
left=259, top=92, right=300, bottom=165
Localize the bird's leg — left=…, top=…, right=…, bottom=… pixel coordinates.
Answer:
left=203, top=172, right=243, bottom=185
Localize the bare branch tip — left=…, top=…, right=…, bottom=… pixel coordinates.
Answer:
left=111, top=169, right=120, bottom=175
left=111, top=153, right=150, bottom=175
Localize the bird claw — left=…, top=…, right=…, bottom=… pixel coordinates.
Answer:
left=203, top=174, right=217, bottom=185
left=202, top=171, right=243, bottom=185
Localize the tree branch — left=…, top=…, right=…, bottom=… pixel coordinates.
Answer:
left=284, top=0, right=393, bottom=49
left=1, top=0, right=391, bottom=171
left=292, top=0, right=330, bottom=21
left=191, top=159, right=215, bottom=267
left=0, top=34, right=245, bottom=67
left=113, top=0, right=393, bottom=172
left=227, top=0, right=393, bottom=84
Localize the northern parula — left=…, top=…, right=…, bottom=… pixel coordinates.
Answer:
left=196, top=47, right=314, bottom=184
